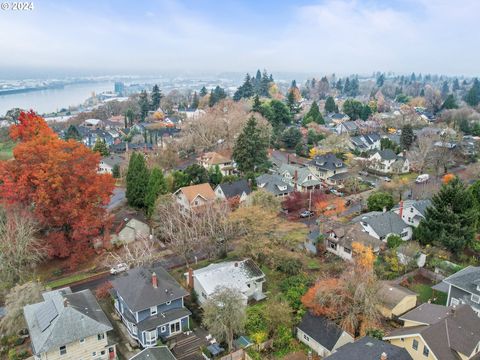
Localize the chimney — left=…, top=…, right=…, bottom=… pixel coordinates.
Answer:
left=399, top=200, right=404, bottom=218
left=151, top=272, right=158, bottom=288
left=187, top=268, right=194, bottom=289
left=380, top=352, right=388, bottom=360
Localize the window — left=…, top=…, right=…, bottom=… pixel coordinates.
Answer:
left=101, top=351, right=106, bottom=355
left=160, top=326, right=167, bottom=333
left=344, top=247, right=351, bottom=254
left=59, top=346, right=67, bottom=355
left=166, top=300, right=171, bottom=306
left=98, top=333, right=105, bottom=341
left=472, top=294, right=480, bottom=304
left=328, top=241, right=337, bottom=250
left=423, top=346, right=429, bottom=357
left=410, top=208, right=414, bottom=212
left=400, top=231, right=408, bottom=237
left=247, top=284, right=251, bottom=288
left=194, top=200, right=199, bottom=206
left=412, top=339, right=418, bottom=351
left=303, top=334, right=310, bottom=342
left=145, top=329, right=157, bottom=346
left=151, top=306, right=158, bottom=316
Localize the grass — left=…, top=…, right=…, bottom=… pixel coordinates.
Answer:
left=45, top=272, right=98, bottom=289
left=410, top=283, right=448, bottom=305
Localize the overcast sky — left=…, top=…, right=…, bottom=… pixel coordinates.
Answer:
left=0, top=0, right=479, bottom=77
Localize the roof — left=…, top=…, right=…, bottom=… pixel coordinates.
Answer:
left=331, top=113, right=349, bottom=120
left=350, top=133, right=381, bottom=149
left=309, top=153, right=346, bottom=172
left=297, top=312, right=347, bottom=351
left=198, top=151, right=232, bottom=166
left=216, top=179, right=251, bottom=198
left=327, top=223, right=382, bottom=250
left=24, top=288, right=112, bottom=355
left=356, top=211, right=407, bottom=238
left=175, top=183, right=216, bottom=204
left=399, top=303, right=452, bottom=325
left=137, top=307, right=191, bottom=333
left=191, top=259, right=265, bottom=298
left=278, top=163, right=321, bottom=187
left=386, top=305, right=480, bottom=360
left=340, top=121, right=358, bottom=131
left=443, top=265, right=480, bottom=297
left=376, top=149, right=398, bottom=161
left=392, top=199, right=432, bottom=217
left=378, top=282, right=417, bottom=311
left=326, top=336, right=412, bottom=360
left=101, top=154, right=125, bottom=168
left=111, top=266, right=188, bottom=313
left=256, top=174, right=294, bottom=196
left=130, top=346, right=177, bottom=360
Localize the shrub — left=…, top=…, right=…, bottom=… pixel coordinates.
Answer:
left=276, top=258, right=302, bottom=275
left=387, top=234, right=403, bottom=249
left=366, top=328, right=385, bottom=340
left=280, top=274, right=312, bottom=311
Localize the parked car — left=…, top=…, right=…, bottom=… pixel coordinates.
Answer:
left=110, top=263, right=128, bottom=275
left=382, top=176, right=391, bottom=182
left=299, top=210, right=314, bottom=218
left=330, top=189, right=344, bottom=197
left=415, top=174, right=430, bottom=184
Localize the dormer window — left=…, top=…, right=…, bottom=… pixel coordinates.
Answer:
left=472, top=294, right=480, bottom=304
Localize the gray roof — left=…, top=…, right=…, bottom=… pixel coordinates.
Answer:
left=326, top=336, right=412, bottom=360
left=377, top=149, right=398, bottom=161
left=137, top=307, right=191, bottom=333
left=443, top=265, right=480, bottom=296
left=256, top=174, right=294, bottom=196
left=24, top=288, right=113, bottom=355
left=278, top=163, right=321, bottom=187
left=399, top=303, right=452, bottom=325
left=216, top=179, right=251, bottom=198
left=331, top=113, right=349, bottom=120
left=112, top=266, right=188, bottom=313
left=340, top=121, right=358, bottom=131
left=356, top=211, right=407, bottom=238
left=393, top=199, right=432, bottom=217
left=350, top=133, right=381, bottom=149
left=386, top=305, right=480, bottom=360
left=130, top=346, right=177, bottom=360
left=297, top=312, right=346, bottom=351
left=101, top=154, right=124, bottom=168
left=309, top=153, right=345, bottom=172
left=378, top=282, right=417, bottom=311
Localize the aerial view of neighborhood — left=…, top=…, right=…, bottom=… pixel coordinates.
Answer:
left=1, top=1, right=480, bottom=360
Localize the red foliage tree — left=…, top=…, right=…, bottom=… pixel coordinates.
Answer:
left=0, top=111, right=115, bottom=267
left=282, top=190, right=327, bottom=213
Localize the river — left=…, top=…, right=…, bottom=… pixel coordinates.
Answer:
left=0, top=81, right=115, bottom=116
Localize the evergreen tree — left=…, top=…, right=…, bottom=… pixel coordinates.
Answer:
left=416, top=177, right=476, bottom=252
left=139, top=90, right=150, bottom=121
left=360, top=104, right=372, bottom=120
left=208, top=89, right=215, bottom=107
left=342, top=99, right=364, bottom=120
left=419, top=88, right=425, bottom=97
left=465, top=78, right=480, bottom=107
left=410, top=72, right=416, bottom=82
left=280, top=127, right=303, bottom=149
left=184, top=164, right=209, bottom=185
left=209, top=165, right=223, bottom=186
left=442, top=94, right=458, bottom=110
left=376, top=73, right=385, bottom=87
left=335, top=79, right=343, bottom=91
left=92, top=138, right=110, bottom=156
left=112, top=164, right=120, bottom=179
left=251, top=95, right=262, bottom=113
left=145, top=167, right=167, bottom=218
left=233, top=73, right=254, bottom=101
left=65, top=125, right=81, bottom=141
left=343, top=78, right=351, bottom=95
left=302, top=101, right=324, bottom=126
left=350, top=77, right=360, bottom=96
left=126, top=152, right=150, bottom=208
left=260, top=70, right=271, bottom=97
left=400, top=124, right=414, bottom=150
left=286, top=89, right=299, bottom=114
left=191, top=91, right=199, bottom=110
left=209, top=86, right=227, bottom=107
left=324, top=96, right=337, bottom=114
left=200, top=86, right=208, bottom=97
left=441, top=81, right=449, bottom=99
left=151, top=84, right=163, bottom=110
left=232, top=116, right=269, bottom=174
left=268, top=100, right=292, bottom=128
left=452, top=78, right=460, bottom=92
left=125, top=108, right=135, bottom=127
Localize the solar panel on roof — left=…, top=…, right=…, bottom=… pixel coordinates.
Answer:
left=35, top=300, right=59, bottom=332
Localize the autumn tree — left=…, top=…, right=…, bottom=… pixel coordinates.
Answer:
left=0, top=112, right=114, bottom=266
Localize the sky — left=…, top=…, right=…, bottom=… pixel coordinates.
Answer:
left=0, top=0, right=479, bottom=78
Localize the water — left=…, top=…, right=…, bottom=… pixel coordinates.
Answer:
left=0, top=81, right=115, bottom=116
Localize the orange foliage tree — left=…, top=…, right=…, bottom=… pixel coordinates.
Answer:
left=301, top=242, right=380, bottom=336
left=315, top=197, right=346, bottom=217
left=442, top=173, right=455, bottom=184
left=0, top=111, right=115, bottom=267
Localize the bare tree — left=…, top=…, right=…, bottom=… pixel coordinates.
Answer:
left=103, top=236, right=157, bottom=269
left=407, top=133, right=437, bottom=173
left=0, top=207, right=46, bottom=289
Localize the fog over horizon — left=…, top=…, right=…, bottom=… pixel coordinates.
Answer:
left=1, top=0, right=479, bottom=79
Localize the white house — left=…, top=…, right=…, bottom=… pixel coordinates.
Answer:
left=392, top=199, right=431, bottom=228
left=98, top=154, right=124, bottom=175
left=368, top=149, right=410, bottom=175
left=349, top=133, right=381, bottom=152
left=185, top=259, right=266, bottom=305
left=214, top=179, right=251, bottom=202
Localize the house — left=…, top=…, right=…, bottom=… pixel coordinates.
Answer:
left=23, top=287, right=116, bottom=360
left=349, top=133, right=381, bottom=152
left=174, top=183, right=216, bottom=211
left=268, top=149, right=310, bottom=169
left=392, top=200, right=431, bottom=228
left=328, top=113, right=350, bottom=125
left=308, top=153, right=348, bottom=180
left=111, top=216, right=150, bottom=245
left=325, top=336, right=412, bottom=360
left=296, top=312, right=354, bottom=357
left=442, top=266, right=480, bottom=313
left=185, top=259, right=266, bottom=305
left=256, top=174, right=294, bottom=197
left=384, top=304, right=480, bottom=360
left=277, top=163, right=322, bottom=191
left=129, top=346, right=177, bottom=360
left=325, top=223, right=382, bottom=261
left=82, top=118, right=104, bottom=129
left=368, top=149, right=410, bottom=175
left=355, top=211, right=413, bottom=241
left=98, top=154, right=125, bottom=175
left=198, top=151, right=236, bottom=176
left=377, top=282, right=418, bottom=319
left=326, top=172, right=350, bottom=188
left=214, top=179, right=251, bottom=202
left=111, top=266, right=191, bottom=347
left=336, top=121, right=358, bottom=135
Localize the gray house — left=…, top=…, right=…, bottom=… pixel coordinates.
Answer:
left=256, top=173, right=294, bottom=197
left=443, top=266, right=480, bottom=313
left=325, top=336, right=412, bottom=360
left=354, top=211, right=413, bottom=241
left=307, top=153, right=347, bottom=180
left=111, top=266, right=191, bottom=347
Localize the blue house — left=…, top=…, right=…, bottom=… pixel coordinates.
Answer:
left=111, top=266, right=191, bottom=347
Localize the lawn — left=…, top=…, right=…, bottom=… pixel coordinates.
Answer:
left=45, top=272, right=101, bottom=289
left=409, top=283, right=447, bottom=305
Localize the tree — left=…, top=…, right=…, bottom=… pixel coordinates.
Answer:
left=246, top=189, right=281, bottom=212
left=151, top=84, right=163, bottom=110
left=268, top=100, right=292, bottom=128
left=0, top=282, right=43, bottom=335
left=65, top=125, right=81, bottom=140
left=138, top=90, right=150, bottom=121
left=112, top=164, right=121, bottom=178
left=386, top=234, right=403, bottom=249
left=251, top=94, right=262, bottom=113
left=202, top=287, right=246, bottom=351
left=465, top=78, right=480, bottom=107
left=367, top=192, right=394, bottom=211
left=191, top=91, right=199, bottom=110
left=380, top=138, right=400, bottom=153
left=416, top=177, right=476, bottom=252
left=0, top=112, right=114, bottom=266
left=234, top=73, right=254, bottom=101
left=209, top=86, right=227, bottom=107
left=376, top=73, right=385, bottom=87
left=343, top=99, right=364, bottom=120
left=324, top=96, right=337, bottom=113
left=441, top=81, right=449, bottom=99
left=92, top=137, right=110, bottom=156
left=124, top=108, right=135, bottom=127
left=302, top=101, right=324, bottom=126
left=400, top=124, right=414, bottom=150
left=145, top=167, right=167, bottom=218
left=208, top=165, right=223, bottom=186
left=280, top=127, right=302, bottom=149
left=442, top=94, right=458, bottom=110
left=126, top=152, right=149, bottom=208
left=233, top=116, right=269, bottom=174
left=0, top=206, right=46, bottom=288
left=184, top=164, right=209, bottom=185
left=200, top=86, right=208, bottom=97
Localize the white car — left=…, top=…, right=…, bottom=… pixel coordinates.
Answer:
left=110, top=263, right=128, bottom=275
left=415, top=174, right=430, bottom=184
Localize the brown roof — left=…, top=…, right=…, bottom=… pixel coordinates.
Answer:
left=328, top=223, right=382, bottom=250
left=177, top=183, right=216, bottom=204
left=199, top=152, right=231, bottom=166
left=378, top=282, right=417, bottom=310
